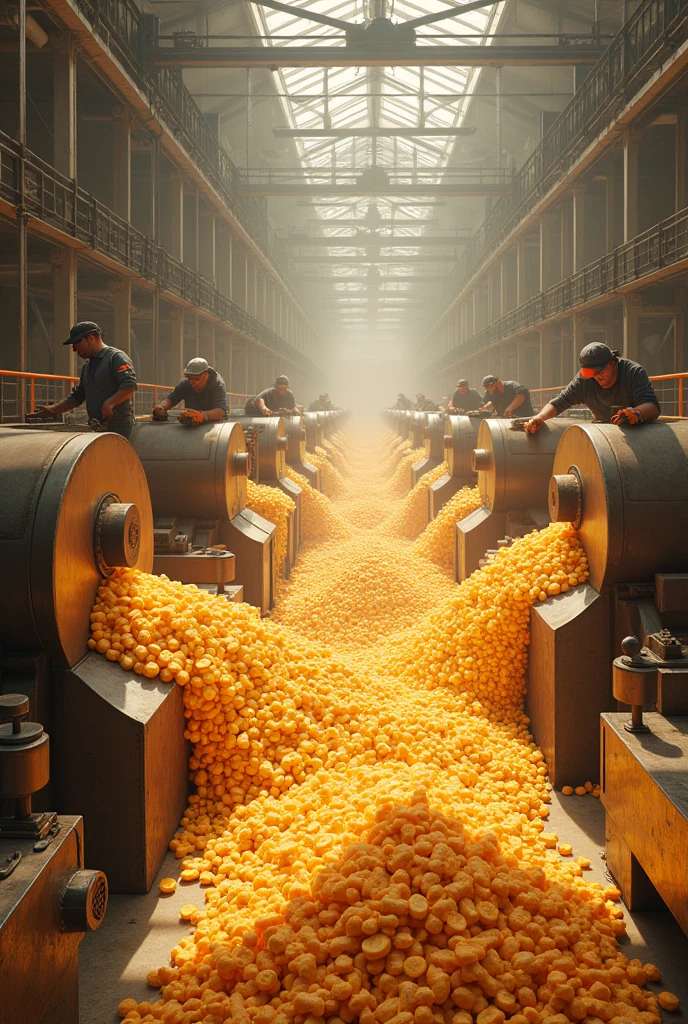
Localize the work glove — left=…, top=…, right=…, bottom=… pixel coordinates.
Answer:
left=611, top=407, right=642, bottom=426
left=524, top=417, right=544, bottom=435
left=152, top=405, right=168, bottom=421
left=180, top=408, right=206, bottom=427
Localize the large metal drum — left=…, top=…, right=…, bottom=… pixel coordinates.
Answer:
left=283, top=415, right=320, bottom=490
left=130, top=420, right=249, bottom=519
left=412, top=412, right=446, bottom=484
left=303, top=412, right=324, bottom=452
left=472, top=418, right=572, bottom=513
left=408, top=411, right=426, bottom=449
left=229, top=416, right=287, bottom=482
left=445, top=415, right=480, bottom=480
left=549, top=420, right=688, bottom=591
left=0, top=430, right=153, bottom=669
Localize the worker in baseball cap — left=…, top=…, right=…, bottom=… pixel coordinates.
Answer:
left=35, top=321, right=137, bottom=438
left=524, top=341, right=660, bottom=433
left=448, top=378, right=482, bottom=414
left=480, top=374, right=534, bottom=417
left=152, top=356, right=228, bottom=426
left=244, top=374, right=303, bottom=417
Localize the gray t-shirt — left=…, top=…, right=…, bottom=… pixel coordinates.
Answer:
left=483, top=380, right=534, bottom=417
left=68, top=345, right=137, bottom=435
left=450, top=387, right=482, bottom=412
left=550, top=358, right=660, bottom=422
left=166, top=368, right=228, bottom=414
left=244, top=387, right=296, bottom=416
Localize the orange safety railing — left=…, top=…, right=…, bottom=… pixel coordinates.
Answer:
left=0, top=370, right=251, bottom=423
left=530, top=372, right=687, bottom=420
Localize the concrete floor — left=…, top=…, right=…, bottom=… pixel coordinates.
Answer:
left=79, top=792, right=688, bottom=1024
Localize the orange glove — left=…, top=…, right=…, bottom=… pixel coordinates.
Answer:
left=524, top=417, right=544, bottom=434
left=611, top=407, right=641, bottom=425
left=180, top=408, right=206, bottom=427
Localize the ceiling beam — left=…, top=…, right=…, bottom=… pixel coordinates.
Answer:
left=280, top=235, right=470, bottom=246
left=151, top=43, right=605, bottom=69
left=272, top=127, right=477, bottom=138
left=242, top=182, right=510, bottom=196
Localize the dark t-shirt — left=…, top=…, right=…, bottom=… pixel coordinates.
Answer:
left=483, top=380, right=534, bottom=417
left=414, top=398, right=439, bottom=412
left=450, top=387, right=482, bottom=412
left=68, top=345, right=137, bottom=435
left=395, top=397, right=413, bottom=410
left=166, top=368, right=228, bottom=414
left=245, top=387, right=296, bottom=416
left=550, top=358, right=660, bottom=422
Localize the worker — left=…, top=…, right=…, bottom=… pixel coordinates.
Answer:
left=36, top=321, right=137, bottom=438
left=448, top=379, right=482, bottom=413
left=308, top=393, right=333, bottom=412
left=440, top=395, right=451, bottom=412
left=524, top=342, right=660, bottom=432
left=244, top=374, right=303, bottom=417
left=395, top=393, right=413, bottom=410
left=152, top=357, right=228, bottom=425
left=481, top=374, right=534, bottom=418
left=413, top=393, right=439, bottom=412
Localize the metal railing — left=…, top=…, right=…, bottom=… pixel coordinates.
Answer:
left=70, top=0, right=296, bottom=294
left=0, top=370, right=251, bottom=424
left=437, top=0, right=688, bottom=321
left=432, top=204, right=688, bottom=369
left=0, top=131, right=319, bottom=376
left=530, top=373, right=687, bottom=418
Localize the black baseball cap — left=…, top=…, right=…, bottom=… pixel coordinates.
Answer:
left=63, top=321, right=102, bottom=346
left=579, top=342, right=619, bottom=377
left=482, top=374, right=499, bottom=387
left=456, top=379, right=469, bottom=387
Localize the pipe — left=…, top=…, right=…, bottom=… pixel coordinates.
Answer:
left=6, top=10, right=49, bottom=47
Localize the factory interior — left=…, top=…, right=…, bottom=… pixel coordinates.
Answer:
left=2, top=1, right=688, bottom=1023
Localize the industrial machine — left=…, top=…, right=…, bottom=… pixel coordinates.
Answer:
left=0, top=428, right=186, bottom=894
left=600, top=636, right=688, bottom=936
left=130, top=420, right=276, bottom=614
left=455, top=418, right=571, bottom=582
left=408, top=410, right=426, bottom=450
left=528, top=419, right=688, bottom=786
left=304, top=411, right=324, bottom=452
left=229, top=415, right=302, bottom=576
left=411, top=412, right=445, bottom=485
left=283, top=414, right=321, bottom=490
left=0, top=694, right=108, bottom=1024
left=427, top=414, right=479, bottom=519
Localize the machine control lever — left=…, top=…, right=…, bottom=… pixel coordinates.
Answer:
left=612, top=636, right=658, bottom=733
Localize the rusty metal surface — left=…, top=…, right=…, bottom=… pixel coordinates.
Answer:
left=0, top=430, right=153, bottom=669
left=550, top=421, right=688, bottom=592
left=601, top=712, right=688, bottom=934
left=528, top=586, right=611, bottom=786
left=408, top=411, right=427, bottom=450
left=55, top=655, right=188, bottom=894
left=131, top=420, right=247, bottom=521
left=0, top=815, right=84, bottom=1024
left=423, top=413, right=446, bottom=462
left=475, top=417, right=571, bottom=514
left=283, top=414, right=307, bottom=464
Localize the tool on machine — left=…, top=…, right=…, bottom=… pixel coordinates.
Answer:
left=179, top=408, right=206, bottom=426
left=0, top=693, right=56, bottom=840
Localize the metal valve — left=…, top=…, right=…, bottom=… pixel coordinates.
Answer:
left=233, top=452, right=250, bottom=475
left=612, top=636, right=658, bottom=733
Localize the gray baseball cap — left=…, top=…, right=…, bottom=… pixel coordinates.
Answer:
left=482, top=374, right=499, bottom=387
left=579, top=342, right=619, bottom=373
left=275, top=374, right=290, bottom=385
left=63, top=321, right=102, bottom=345
left=184, top=357, right=209, bottom=377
